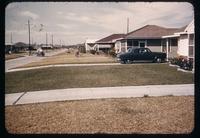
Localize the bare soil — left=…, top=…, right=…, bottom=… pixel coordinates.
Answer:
left=5, top=96, right=194, bottom=134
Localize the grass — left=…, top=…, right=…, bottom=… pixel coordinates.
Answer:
left=5, top=96, right=194, bottom=134
left=5, top=52, right=27, bottom=60
left=5, top=64, right=194, bottom=94
left=17, top=52, right=117, bottom=68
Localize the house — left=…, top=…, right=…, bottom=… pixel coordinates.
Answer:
left=119, top=25, right=186, bottom=59
left=95, top=34, right=125, bottom=53
left=162, top=20, right=194, bottom=60
left=85, top=39, right=98, bottom=52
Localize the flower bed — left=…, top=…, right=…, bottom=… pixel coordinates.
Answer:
left=169, top=56, right=193, bottom=71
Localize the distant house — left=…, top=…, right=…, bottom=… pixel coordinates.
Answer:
left=85, top=39, right=98, bottom=52
left=5, top=42, right=30, bottom=53
left=5, top=42, right=13, bottom=54
left=95, top=34, right=125, bottom=53
left=162, top=20, right=194, bottom=60
left=121, top=25, right=186, bottom=58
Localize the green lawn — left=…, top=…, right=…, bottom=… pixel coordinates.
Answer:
left=5, top=64, right=194, bottom=94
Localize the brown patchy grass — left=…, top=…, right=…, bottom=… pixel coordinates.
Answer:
left=17, top=52, right=116, bottom=68
left=5, top=96, right=194, bottom=134
left=5, top=52, right=27, bottom=60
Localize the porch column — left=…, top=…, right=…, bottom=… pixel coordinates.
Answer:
left=125, top=40, right=127, bottom=52
left=166, top=38, right=169, bottom=61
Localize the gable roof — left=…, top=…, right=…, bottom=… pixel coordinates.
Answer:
left=96, top=34, right=125, bottom=43
left=125, top=25, right=185, bottom=39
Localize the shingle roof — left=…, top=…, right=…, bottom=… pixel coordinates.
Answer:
left=96, top=34, right=125, bottom=43
left=125, top=25, right=186, bottom=39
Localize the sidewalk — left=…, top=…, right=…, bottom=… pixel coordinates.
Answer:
left=5, top=84, right=194, bottom=106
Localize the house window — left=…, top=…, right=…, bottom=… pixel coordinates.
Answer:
left=170, top=38, right=178, bottom=46
left=189, top=34, right=194, bottom=57
left=189, top=34, right=194, bottom=45
left=127, top=40, right=133, bottom=46
left=133, top=41, right=139, bottom=46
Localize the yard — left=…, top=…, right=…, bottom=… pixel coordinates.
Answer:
left=5, top=96, right=194, bottom=134
left=5, top=64, right=194, bottom=94
left=16, top=52, right=117, bottom=68
left=5, top=52, right=27, bottom=60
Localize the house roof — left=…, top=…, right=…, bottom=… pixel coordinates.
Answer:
left=96, top=34, right=125, bottom=43
left=125, top=25, right=186, bottom=39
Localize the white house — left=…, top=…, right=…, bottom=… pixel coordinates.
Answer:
left=85, top=39, right=98, bottom=52
left=95, top=34, right=125, bottom=53
left=162, top=19, right=194, bottom=60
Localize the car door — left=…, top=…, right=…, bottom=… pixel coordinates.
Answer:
left=143, top=48, right=154, bottom=61
left=132, top=48, right=140, bottom=61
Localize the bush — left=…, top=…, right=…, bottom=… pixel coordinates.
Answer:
left=169, top=57, right=193, bottom=71
left=90, top=50, right=96, bottom=55
left=109, top=49, right=117, bottom=57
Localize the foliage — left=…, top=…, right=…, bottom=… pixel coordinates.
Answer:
left=169, top=56, right=193, bottom=71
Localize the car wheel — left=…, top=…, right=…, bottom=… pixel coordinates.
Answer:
left=120, top=60, right=126, bottom=64
left=156, top=58, right=162, bottom=63
left=126, top=60, right=132, bottom=64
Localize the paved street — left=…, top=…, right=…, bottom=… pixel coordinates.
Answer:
left=5, top=49, right=67, bottom=72
left=5, top=84, right=194, bottom=106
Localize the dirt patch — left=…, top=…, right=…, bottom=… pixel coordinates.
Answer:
left=5, top=96, right=194, bottom=134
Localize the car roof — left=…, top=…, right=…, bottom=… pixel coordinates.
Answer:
left=129, top=47, right=148, bottom=50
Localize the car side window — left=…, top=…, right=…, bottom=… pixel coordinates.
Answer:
left=134, top=49, right=139, bottom=53
left=139, top=49, right=145, bottom=54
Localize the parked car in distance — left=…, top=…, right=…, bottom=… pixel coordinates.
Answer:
left=117, top=47, right=166, bottom=64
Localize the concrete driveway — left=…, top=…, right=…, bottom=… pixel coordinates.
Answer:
left=5, top=49, right=67, bottom=72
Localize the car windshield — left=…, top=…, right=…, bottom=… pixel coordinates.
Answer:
left=128, top=48, right=133, bottom=53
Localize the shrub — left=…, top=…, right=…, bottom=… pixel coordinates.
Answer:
left=109, top=49, right=117, bottom=57
left=169, top=57, right=193, bottom=71
left=90, top=50, right=96, bottom=55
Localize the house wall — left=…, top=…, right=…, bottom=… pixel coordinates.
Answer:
left=177, top=34, right=189, bottom=57
left=147, top=46, right=162, bottom=52
left=168, top=46, right=178, bottom=58
left=146, top=39, right=162, bottom=52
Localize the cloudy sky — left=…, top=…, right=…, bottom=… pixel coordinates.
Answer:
left=5, top=2, right=194, bottom=45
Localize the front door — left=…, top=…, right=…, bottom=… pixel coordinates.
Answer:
left=139, top=41, right=145, bottom=48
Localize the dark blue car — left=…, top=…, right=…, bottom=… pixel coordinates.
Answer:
left=117, top=47, right=166, bottom=64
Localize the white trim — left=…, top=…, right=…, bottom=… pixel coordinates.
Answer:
left=139, top=41, right=146, bottom=48
left=162, top=34, right=180, bottom=38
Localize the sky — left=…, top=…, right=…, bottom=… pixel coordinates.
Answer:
left=5, top=2, right=194, bottom=45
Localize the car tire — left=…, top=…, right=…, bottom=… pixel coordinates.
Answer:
left=120, top=60, right=126, bottom=64
left=156, top=57, right=162, bottom=63
left=126, top=60, right=132, bottom=64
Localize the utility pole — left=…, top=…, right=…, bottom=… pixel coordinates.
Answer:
left=10, top=32, right=13, bottom=52
left=46, top=32, right=48, bottom=52
left=52, top=34, right=53, bottom=46
left=28, top=20, right=31, bottom=56
left=46, top=32, right=48, bottom=46
left=127, top=17, right=129, bottom=34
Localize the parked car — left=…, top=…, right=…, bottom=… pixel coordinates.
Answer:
left=116, top=47, right=166, bottom=64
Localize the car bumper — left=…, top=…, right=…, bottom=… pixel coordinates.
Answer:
left=117, top=58, right=121, bottom=61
